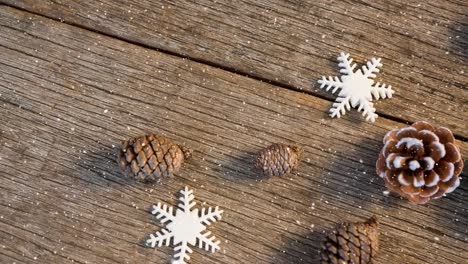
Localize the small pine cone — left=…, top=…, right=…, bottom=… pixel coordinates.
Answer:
left=118, top=134, right=192, bottom=183
left=376, top=121, right=464, bottom=204
left=254, top=143, right=302, bottom=176
left=321, top=217, right=379, bottom=264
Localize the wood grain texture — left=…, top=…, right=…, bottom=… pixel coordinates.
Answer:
left=1, top=0, right=467, bottom=137
left=0, top=5, right=467, bottom=264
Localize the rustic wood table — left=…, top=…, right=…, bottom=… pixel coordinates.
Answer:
left=0, top=1, right=467, bottom=263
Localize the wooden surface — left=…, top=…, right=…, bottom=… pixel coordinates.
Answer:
left=0, top=2, right=466, bottom=264
left=2, top=0, right=467, bottom=137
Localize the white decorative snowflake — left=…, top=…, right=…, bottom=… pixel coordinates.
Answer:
left=318, top=52, right=395, bottom=122
left=146, top=187, right=223, bottom=264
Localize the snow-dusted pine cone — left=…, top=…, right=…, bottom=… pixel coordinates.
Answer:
left=376, top=121, right=463, bottom=204
left=254, top=143, right=302, bottom=176
left=321, top=217, right=379, bottom=264
left=118, top=134, right=192, bottom=183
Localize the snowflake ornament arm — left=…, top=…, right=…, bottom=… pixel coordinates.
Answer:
left=318, top=76, right=343, bottom=94
left=195, top=206, right=223, bottom=253
left=329, top=95, right=351, bottom=119
left=338, top=52, right=357, bottom=75
left=199, top=206, right=223, bottom=226
left=173, top=241, right=193, bottom=264
left=197, top=231, right=221, bottom=252
left=179, top=186, right=196, bottom=213
left=318, top=52, right=356, bottom=93
left=370, top=82, right=394, bottom=100
left=317, top=52, right=395, bottom=122
left=357, top=100, right=378, bottom=122
left=151, top=202, right=175, bottom=224
left=145, top=187, right=223, bottom=264
left=146, top=203, right=175, bottom=247
left=147, top=228, right=172, bottom=248
left=361, top=57, right=382, bottom=78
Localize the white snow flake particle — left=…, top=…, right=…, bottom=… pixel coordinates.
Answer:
left=146, top=187, right=223, bottom=264
left=318, top=52, right=395, bottom=122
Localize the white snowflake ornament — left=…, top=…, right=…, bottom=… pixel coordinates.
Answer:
left=318, top=52, right=395, bottom=122
left=146, top=187, right=223, bottom=264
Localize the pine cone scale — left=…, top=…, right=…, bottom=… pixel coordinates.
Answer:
left=155, top=148, right=164, bottom=162
left=395, top=127, right=417, bottom=138
left=454, top=158, right=464, bottom=175
left=412, top=121, right=434, bottom=131
left=147, top=155, right=158, bottom=170
left=130, top=160, right=139, bottom=174
left=401, top=185, right=419, bottom=195
left=419, top=185, right=438, bottom=197
left=164, top=153, right=173, bottom=168
left=133, top=138, right=144, bottom=153
left=338, top=248, right=349, bottom=261
left=158, top=162, right=167, bottom=176
left=125, top=149, right=135, bottom=163
left=418, top=130, right=438, bottom=144
left=143, top=144, right=154, bottom=158
left=137, top=151, right=147, bottom=167
left=435, top=127, right=455, bottom=143
left=153, top=166, right=162, bottom=177
left=444, top=143, right=461, bottom=162
left=428, top=142, right=445, bottom=161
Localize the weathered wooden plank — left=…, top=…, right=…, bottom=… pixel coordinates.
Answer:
left=0, top=6, right=466, bottom=264
left=1, top=0, right=467, bottom=137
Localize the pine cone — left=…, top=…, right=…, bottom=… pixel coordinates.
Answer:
left=118, top=134, right=192, bottom=183
left=254, top=143, right=302, bottom=176
left=376, top=121, right=463, bottom=204
left=321, top=217, right=379, bottom=264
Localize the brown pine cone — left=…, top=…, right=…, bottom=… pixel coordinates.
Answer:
left=321, top=217, right=379, bottom=264
left=118, top=134, right=192, bottom=183
left=254, top=143, right=302, bottom=176
left=376, top=121, right=463, bottom=204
